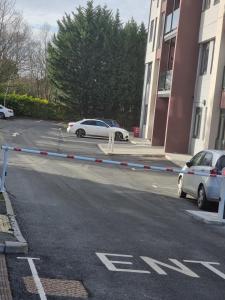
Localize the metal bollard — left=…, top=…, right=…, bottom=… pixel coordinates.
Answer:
left=0, top=147, right=9, bottom=192
left=218, top=169, right=225, bottom=221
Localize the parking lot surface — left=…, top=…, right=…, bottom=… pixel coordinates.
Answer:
left=0, top=119, right=225, bottom=300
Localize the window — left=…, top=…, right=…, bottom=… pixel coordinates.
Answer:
left=200, top=42, right=210, bottom=75
left=210, top=40, right=215, bottom=73
left=96, top=121, right=108, bottom=127
left=214, top=0, right=220, bottom=4
left=144, top=63, right=152, bottom=103
left=143, top=104, right=148, bottom=125
left=149, top=20, right=154, bottom=42
left=164, top=0, right=180, bottom=35
left=215, top=109, right=225, bottom=149
left=222, top=67, right=225, bottom=90
left=201, top=152, right=213, bottom=166
left=190, top=152, right=205, bottom=166
left=203, top=0, right=211, bottom=10
left=81, top=120, right=96, bottom=126
left=168, top=38, right=176, bottom=70
left=165, top=13, right=172, bottom=34
left=152, top=18, right=158, bottom=51
left=157, top=12, right=165, bottom=49
left=193, top=107, right=202, bottom=139
left=174, top=0, right=180, bottom=10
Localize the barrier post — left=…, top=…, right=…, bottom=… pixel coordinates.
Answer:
left=218, top=170, right=225, bottom=221
left=1, top=146, right=9, bottom=192
left=108, top=130, right=115, bottom=153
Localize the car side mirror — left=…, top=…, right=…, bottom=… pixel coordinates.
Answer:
left=186, top=161, right=192, bottom=168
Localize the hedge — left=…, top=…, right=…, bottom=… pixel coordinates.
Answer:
left=0, top=93, right=73, bottom=121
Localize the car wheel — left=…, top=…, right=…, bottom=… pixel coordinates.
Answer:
left=197, top=185, right=208, bottom=210
left=178, top=177, right=186, bottom=198
left=115, top=132, right=123, bottom=141
left=76, top=129, right=86, bottom=138
left=0, top=112, right=5, bottom=119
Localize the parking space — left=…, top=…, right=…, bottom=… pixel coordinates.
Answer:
left=0, top=119, right=225, bottom=299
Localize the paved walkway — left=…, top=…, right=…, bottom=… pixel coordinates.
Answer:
left=0, top=255, right=12, bottom=300
left=98, top=136, right=192, bottom=167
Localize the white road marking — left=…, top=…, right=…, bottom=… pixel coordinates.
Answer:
left=97, top=253, right=225, bottom=280
left=41, top=135, right=100, bottom=144
left=17, top=257, right=47, bottom=300
left=152, top=184, right=158, bottom=188
left=96, top=253, right=150, bottom=274
left=184, top=260, right=225, bottom=280
left=141, top=257, right=199, bottom=278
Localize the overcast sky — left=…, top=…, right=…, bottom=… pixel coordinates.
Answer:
left=15, top=0, right=150, bottom=32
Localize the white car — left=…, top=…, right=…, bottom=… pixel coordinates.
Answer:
left=67, top=119, right=129, bottom=141
left=178, top=150, right=225, bottom=209
left=0, top=105, right=14, bottom=119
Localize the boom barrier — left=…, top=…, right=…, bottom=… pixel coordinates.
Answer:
left=1, top=145, right=225, bottom=221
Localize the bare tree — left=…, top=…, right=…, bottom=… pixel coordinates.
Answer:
left=0, top=1, right=53, bottom=99
left=0, top=0, right=31, bottom=82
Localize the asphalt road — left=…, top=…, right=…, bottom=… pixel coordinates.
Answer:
left=0, top=118, right=225, bottom=300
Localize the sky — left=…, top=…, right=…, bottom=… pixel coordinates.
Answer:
left=15, top=0, right=150, bottom=32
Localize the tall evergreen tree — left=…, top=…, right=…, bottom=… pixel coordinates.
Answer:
left=48, top=1, right=147, bottom=128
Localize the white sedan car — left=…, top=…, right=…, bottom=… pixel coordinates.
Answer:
left=178, top=150, right=225, bottom=209
left=0, top=105, right=14, bottom=119
left=67, top=119, right=129, bottom=141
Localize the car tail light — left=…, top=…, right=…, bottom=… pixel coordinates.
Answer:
left=210, top=168, right=218, bottom=176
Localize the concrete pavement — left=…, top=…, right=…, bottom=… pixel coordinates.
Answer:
left=1, top=119, right=225, bottom=300
left=98, top=135, right=192, bottom=167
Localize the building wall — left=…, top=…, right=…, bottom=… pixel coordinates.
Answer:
left=164, top=0, right=202, bottom=153
left=190, top=1, right=225, bottom=154
left=152, top=97, right=168, bottom=146
left=140, top=0, right=162, bottom=140
left=140, top=0, right=225, bottom=154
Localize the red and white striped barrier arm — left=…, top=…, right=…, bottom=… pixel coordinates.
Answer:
left=1, top=145, right=223, bottom=177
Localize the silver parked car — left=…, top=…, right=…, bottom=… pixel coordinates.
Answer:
left=178, top=150, right=225, bottom=209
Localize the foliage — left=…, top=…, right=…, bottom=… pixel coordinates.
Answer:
left=0, top=93, right=72, bottom=120
left=48, top=1, right=147, bottom=129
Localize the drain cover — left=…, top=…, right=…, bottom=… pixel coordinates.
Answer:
left=23, top=277, right=88, bottom=298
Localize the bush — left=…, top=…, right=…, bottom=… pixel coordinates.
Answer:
left=0, top=93, right=73, bottom=121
